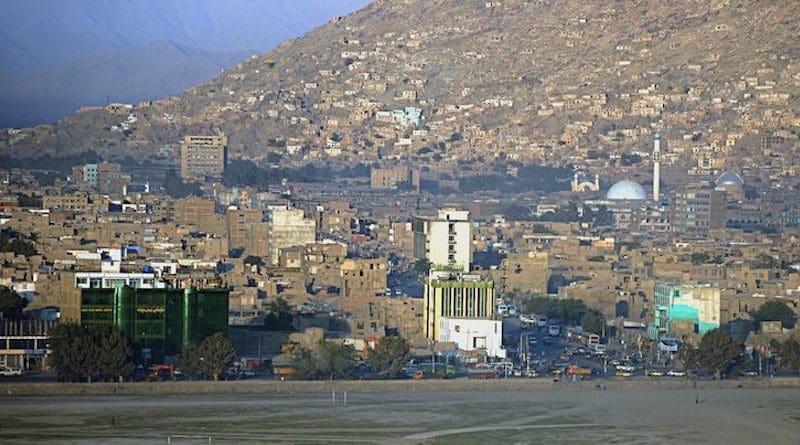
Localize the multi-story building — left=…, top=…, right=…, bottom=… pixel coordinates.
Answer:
left=499, top=251, right=549, bottom=295
left=180, top=134, right=228, bottom=181
left=268, top=207, right=316, bottom=265
left=672, top=187, right=727, bottom=237
left=226, top=208, right=263, bottom=250
left=423, top=267, right=495, bottom=342
left=413, top=209, right=472, bottom=271
left=649, top=283, right=721, bottom=341
left=339, top=258, right=388, bottom=312
left=370, top=167, right=409, bottom=189
left=80, top=286, right=229, bottom=361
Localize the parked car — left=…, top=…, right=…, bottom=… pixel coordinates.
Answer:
left=667, top=370, right=687, bottom=377
left=0, top=366, right=22, bottom=377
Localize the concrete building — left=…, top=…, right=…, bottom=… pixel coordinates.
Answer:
left=180, top=134, right=228, bottom=181
left=174, top=196, right=215, bottom=225
left=339, top=258, right=388, bottom=312
left=423, top=267, right=495, bottom=341
left=500, top=251, right=549, bottom=295
left=649, top=284, right=721, bottom=340
left=672, top=187, right=727, bottom=237
left=438, top=317, right=505, bottom=358
left=81, top=286, right=229, bottom=361
left=370, top=167, right=409, bottom=189
left=413, top=209, right=472, bottom=271
left=227, top=208, right=263, bottom=250
left=268, top=207, right=316, bottom=265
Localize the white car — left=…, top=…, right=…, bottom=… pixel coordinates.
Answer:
left=0, top=367, right=22, bottom=377
left=667, top=370, right=686, bottom=377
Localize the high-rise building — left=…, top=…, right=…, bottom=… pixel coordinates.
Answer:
left=180, top=134, right=228, bottom=181
left=226, top=208, right=263, bottom=250
left=413, top=209, right=472, bottom=271
left=672, top=187, right=727, bottom=237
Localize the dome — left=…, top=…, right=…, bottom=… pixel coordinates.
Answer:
left=716, top=171, right=743, bottom=187
left=606, top=180, right=647, bottom=200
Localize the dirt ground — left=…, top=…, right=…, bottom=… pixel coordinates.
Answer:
left=1, top=388, right=799, bottom=444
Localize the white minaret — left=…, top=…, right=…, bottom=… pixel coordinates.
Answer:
left=652, top=133, right=661, bottom=201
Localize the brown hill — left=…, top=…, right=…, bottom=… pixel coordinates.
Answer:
left=3, top=0, right=798, bottom=176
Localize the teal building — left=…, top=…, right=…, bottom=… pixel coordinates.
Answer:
left=648, top=284, right=720, bottom=340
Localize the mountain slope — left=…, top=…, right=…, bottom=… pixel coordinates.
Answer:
left=3, top=0, right=799, bottom=175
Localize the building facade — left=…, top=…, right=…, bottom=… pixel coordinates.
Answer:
left=180, top=134, right=228, bottom=181
left=268, top=207, right=316, bottom=265
left=423, top=268, right=495, bottom=341
left=649, top=284, right=721, bottom=340
left=80, top=286, right=229, bottom=360
left=672, top=188, right=727, bottom=237
left=413, top=209, right=473, bottom=271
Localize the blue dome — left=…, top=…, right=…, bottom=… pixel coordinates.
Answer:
left=716, top=171, right=743, bottom=186
left=606, top=180, right=647, bottom=200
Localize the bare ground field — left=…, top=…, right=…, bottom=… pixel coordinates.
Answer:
left=1, top=386, right=799, bottom=444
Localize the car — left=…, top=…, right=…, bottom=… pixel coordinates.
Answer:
left=646, top=370, right=665, bottom=377
left=0, top=366, right=22, bottom=377
left=667, top=370, right=687, bottom=377
left=740, top=370, right=759, bottom=377
left=616, top=370, right=634, bottom=377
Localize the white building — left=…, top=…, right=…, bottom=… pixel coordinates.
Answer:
left=439, top=317, right=506, bottom=358
left=74, top=272, right=165, bottom=289
left=413, top=208, right=472, bottom=271
left=268, top=207, right=316, bottom=265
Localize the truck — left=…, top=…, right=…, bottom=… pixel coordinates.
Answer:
left=566, top=364, right=592, bottom=377
left=548, top=325, right=561, bottom=336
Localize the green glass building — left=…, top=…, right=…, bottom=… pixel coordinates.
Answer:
left=81, top=286, right=229, bottom=360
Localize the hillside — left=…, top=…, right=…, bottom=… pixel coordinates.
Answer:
left=3, top=0, right=799, bottom=180
left=0, top=0, right=370, bottom=126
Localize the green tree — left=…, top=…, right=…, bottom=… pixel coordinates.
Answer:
left=178, top=345, right=204, bottom=380
left=580, top=309, right=605, bottom=337
left=92, top=325, right=133, bottom=382
left=776, top=337, right=800, bottom=375
left=163, top=168, right=202, bottom=198
left=678, top=343, right=701, bottom=374
left=290, top=348, right=320, bottom=380
left=0, top=286, right=28, bottom=318
left=318, top=341, right=356, bottom=380
left=413, top=259, right=431, bottom=276
left=264, top=297, right=294, bottom=331
left=368, top=336, right=411, bottom=378
left=198, top=332, right=236, bottom=381
left=697, top=328, right=743, bottom=379
left=559, top=299, right=588, bottom=324
left=49, top=322, right=99, bottom=382
left=243, top=255, right=264, bottom=267
left=753, top=300, right=796, bottom=329
left=524, top=296, right=560, bottom=319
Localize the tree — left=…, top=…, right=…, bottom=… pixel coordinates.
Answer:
left=580, top=309, right=605, bottom=337
left=49, top=322, right=99, bottom=382
left=318, top=341, right=356, bottom=380
left=178, top=345, right=204, bottom=380
left=678, top=344, right=701, bottom=374
left=558, top=299, right=588, bottom=324
left=264, top=297, right=294, bottom=331
left=776, top=337, right=800, bottom=375
left=753, top=300, right=796, bottom=329
left=92, top=325, right=133, bottom=382
left=197, top=332, right=236, bottom=381
left=163, top=168, right=201, bottom=199
left=413, top=259, right=431, bottom=276
left=290, top=348, right=320, bottom=380
left=0, top=286, right=28, bottom=318
left=368, top=336, right=411, bottom=378
left=243, top=255, right=264, bottom=267
left=525, top=296, right=560, bottom=319
left=697, top=328, right=743, bottom=379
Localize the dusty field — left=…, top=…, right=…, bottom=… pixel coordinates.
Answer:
left=0, top=388, right=799, bottom=444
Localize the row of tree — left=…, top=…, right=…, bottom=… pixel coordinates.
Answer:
left=524, top=296, right=607, bottom=331
left=679, top=328, right=800, bottom=379
left=50, top=322, right=236, bottom=382
left=290, top=336, right=411, bottom=380
left=50, top=323, right=132, bottom=382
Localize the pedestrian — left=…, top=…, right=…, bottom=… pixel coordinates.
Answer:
left=695, top=394, right=699, bottom=404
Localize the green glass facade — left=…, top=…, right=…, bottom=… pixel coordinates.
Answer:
left=81, top=286, right=229, bottom=360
